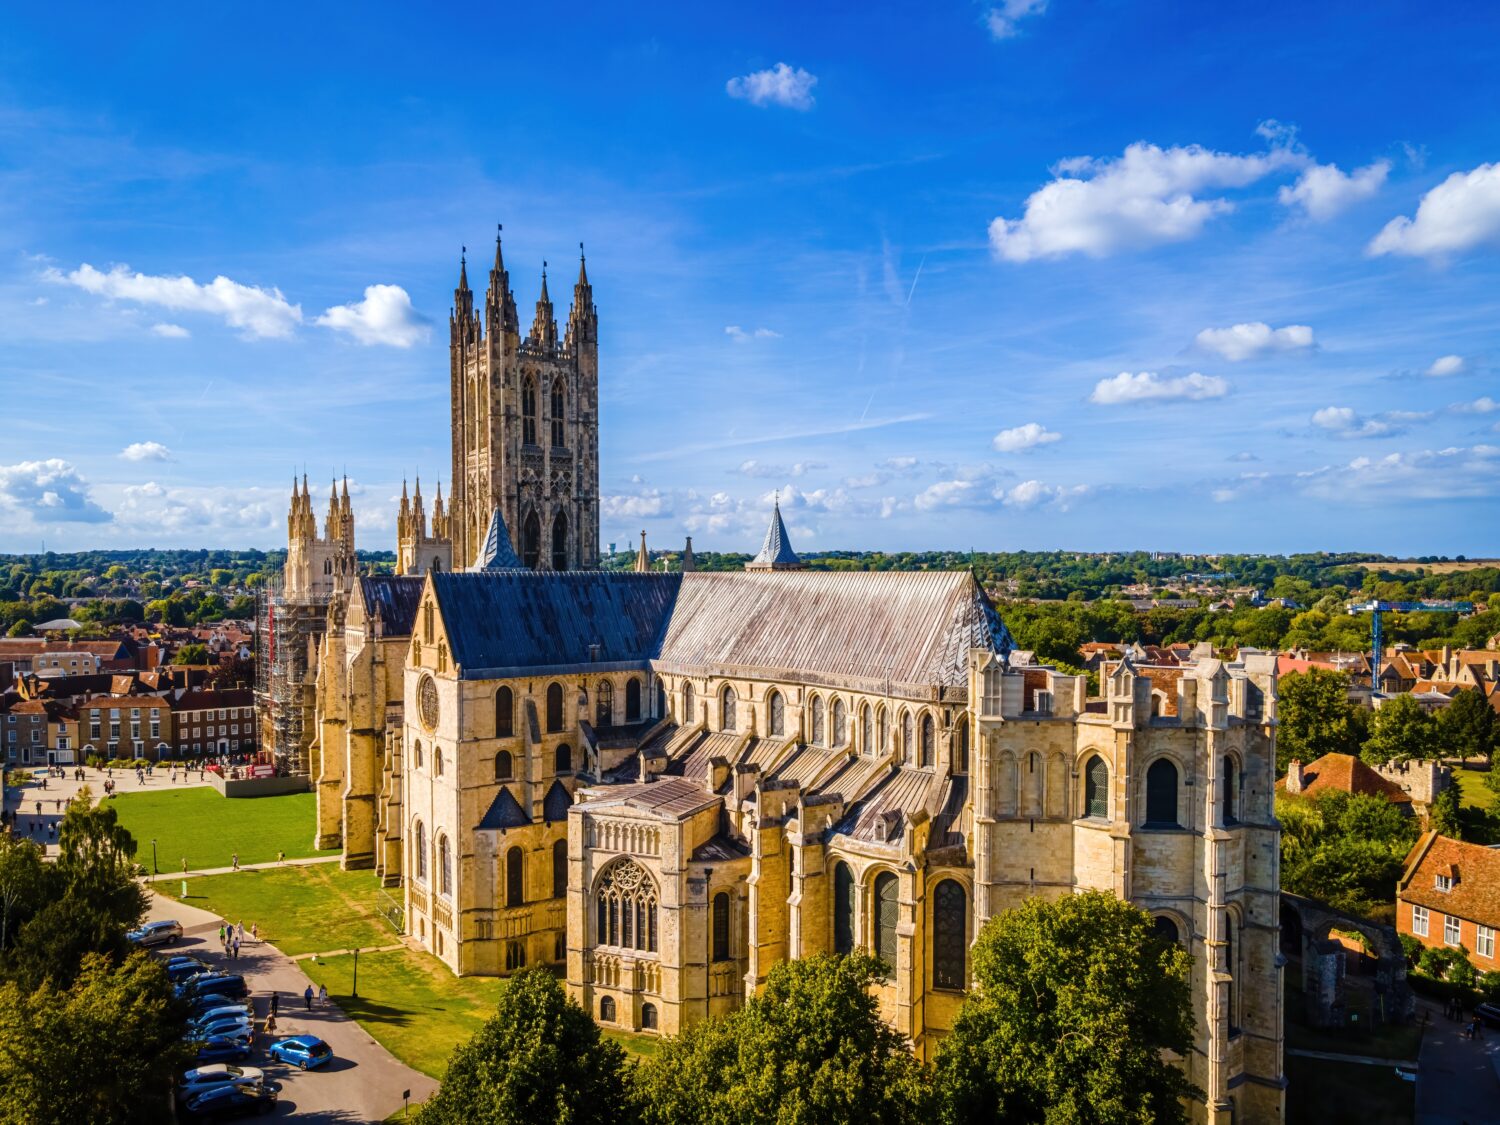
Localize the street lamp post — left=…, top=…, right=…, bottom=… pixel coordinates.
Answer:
left=151, top=838, right=158, bottom=878
left=352, top=947, right=359, bottom=998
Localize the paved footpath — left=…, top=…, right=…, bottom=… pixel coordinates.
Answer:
left=4, top=765, right=217, bottom=856
left=146, top=889, right=437, bottom=1122
left=1415, top=998, right=1500, bottom=1125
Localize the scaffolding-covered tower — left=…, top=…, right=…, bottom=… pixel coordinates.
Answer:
left=256, top=474, right=358, bottom=775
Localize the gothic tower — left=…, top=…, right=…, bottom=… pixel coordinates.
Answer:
left=449, top=229, right=600, bottom=570
left=284, top=474, right=358, bottom=598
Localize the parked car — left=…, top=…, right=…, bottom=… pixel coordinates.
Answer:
left=182, top=1081, right=278, bottom=1119
left=178, top=974, right=249, bottom=1000
left=267, top=1035, right=332, bottom=1070
left=1477, top=1002, right=1500, bottom=1029
left=188, top=996, right=249, bottom=1019
left=167, top=958, right=212, bottom=983
left=188, top=1004, right=251, bottom=1027
left=127, top=920, right=184, bottom=947
left=178, top=1064, right=265, bottom=1096
left=188, top=1017, right=254, bottom=1041
left=193, top=1036, right=254, bottom=1064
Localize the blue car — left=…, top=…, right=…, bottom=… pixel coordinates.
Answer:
left=194, top=1035, right=254, bottom=1064
left=266, top=1035, right=332, bottom=1070
left=189, top=1001, right=250, bottom=1023
left=182, top=1080, right=278, bottom=1119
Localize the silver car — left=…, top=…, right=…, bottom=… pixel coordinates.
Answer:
left=127, top=919, right=183, bottom=947
left=178, top=1064, right=266, bottom=1095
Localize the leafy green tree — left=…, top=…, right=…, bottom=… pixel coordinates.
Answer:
left=1278, top=791, right=1419, bottom=917
left=1363, top=694, right=1442, bottom=767
left=1429, top=782, right=1463, bottom=839
left=0, top=952, right=187, bottom=1125
left=0, top=837, right=46, bottom=956
left=5, top=620, right=30, bottom=638
left=633, top=952, right=932, bottom=1125
left=1439, top=688, right=1498, bottom=764
left=1276, top=670, right=1363, bottom=773
left=935, top=892, right=1198, bottom=1125
left=174, top=643, right=209, bottom=665
left=417, top=967, right=633, bottom=1125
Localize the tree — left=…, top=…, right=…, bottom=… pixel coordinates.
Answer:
left=632, top=953, right=932, bottom=1125
left=0, top=837, right=46, bottom=956
left=1429, top=782, right=1463, bottom=839
left=1277, top=791, right=1419, bottom=918
left=935, top=892, right=1198, bottom=1125
left=1440, top=688, right=1499, bottom=764
left=5, top=620, right=30, bottom=638
left=174, top=643, right=209, bottom=665
left=1276, top=670, right=1363, bottom=773
left=1363, top=694, right=1442, bottom=767
left=417, top=967, right=633, bottom=1125
left=0, top=952, right=187, bottom=1125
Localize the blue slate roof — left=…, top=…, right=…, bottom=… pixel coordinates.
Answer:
left=431, top=571, right=683, bottom=676
left=542, top=779, right=574, bottom=824
left=747, top=500, right=801, bottom=569
left=477, top=786, right=530, bottom=830
left=474, top=508, right=525, bottom=571
left=358, top=576, right=425, bottom=637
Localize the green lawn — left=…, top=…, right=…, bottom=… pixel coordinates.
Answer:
left=102, top=787, right=335, bottom=870
left=1286, top=1056, right=1414, bottom=1125
left=1452, top=767, right=1495, bottom=811
left=157, top=863, right=395, bottom=956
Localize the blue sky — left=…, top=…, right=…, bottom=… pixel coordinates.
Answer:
left=2, top=1, right=1498, bottom=557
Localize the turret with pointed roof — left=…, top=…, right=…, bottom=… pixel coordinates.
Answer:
left=528, top=265, right=558, bottom=351
left=681, top=536, right=696, bottom=573
left=473, top=508, right=526, bottom=571
left=634, top=531, right=651, bottom=573
left=745, top=498, right=803, bottom=570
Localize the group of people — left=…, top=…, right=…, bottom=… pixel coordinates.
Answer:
left=1443, top=995, right=1489, bottom=1040
left=218, top=919, right=258, bottom=960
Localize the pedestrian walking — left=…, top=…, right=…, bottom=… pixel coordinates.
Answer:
left=269, top=992, right=279, bottom=1017
left=251, top=922, right=259, bottom=941
left=218, top=923, right=226, bottom=945
left=277, top=850, right=285, bottom=865
left=1474, top=1015, right=1484, bottom=1041
left=182, top=857, right=189, bottom=876
left=303, top=986, right=313, bottom=1010
left=265, top=1012, right=277, bottom=1036
left=237, top=921, right=246, bottom=942
left=231, top=852, right=240, bottom=872
left=317, top=984, right=328, bottom=1007
left=34, top=801, right=40, bottom=817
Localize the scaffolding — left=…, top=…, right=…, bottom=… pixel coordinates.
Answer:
left=254, top=575, right=334, bottom=777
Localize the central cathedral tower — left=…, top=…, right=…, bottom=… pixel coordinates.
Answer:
left=448, top=229, right=600, bottom=570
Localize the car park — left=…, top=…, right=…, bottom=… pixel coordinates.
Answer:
left=181, top=1080, right=278, bottom=1119
left=127, top=919, right=183, bottom=947
left=188, top=1004, right=251, bottom=1026
left=188, top=1017, right=254, bottom=1041
left=193, top=1036, right=254, bottom=1064
left=266, top=1034, right=333, bottom=1070
left=178, top=974, right=249, bottom=1000
left=178, top=1064, right=265, bottom=1096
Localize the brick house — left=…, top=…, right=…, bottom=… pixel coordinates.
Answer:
left=1396, top=831, right=1500, bottom=971
left=169, top=687, right=255, bottom=756
left=77, top=695, right=173, bottom=761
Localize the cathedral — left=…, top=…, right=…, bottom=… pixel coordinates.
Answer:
left=299, top=231, right=1285, bottom=1124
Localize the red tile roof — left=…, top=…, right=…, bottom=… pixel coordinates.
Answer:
left=1276, top=752, right=1412, bottom=805
left=1399, top=831, right=1500, bottom=927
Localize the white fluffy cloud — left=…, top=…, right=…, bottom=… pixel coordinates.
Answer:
left=1369, top=162, right=1500, bottom=259
left=1090, top=371, right=1230, bottom=405
left=1425, top=354, right=1466, bottom=377
left=1456, top=396, right=1498, bottom=414
left=119, top=441, right=172, bottom=462
left=316, top=285, right=428, bottom=347
left=992, top=422, right=1061, bottom=452
left=1278, top=160, right=1390, bottom=220
left=1002, top=480, right=1088, bottom=509
left=737, top=459, right=823, bottom=478
left=989, top=140, right=1304, bottom=261
left=985, top=0, right=1048, bottom=39
left=602, top=489, right=671, bottom=520
left=108, top=481, right=280, bottom=538
left=0, top=459, right=111, bottom=523
left=724, top=325, right=781, bottom=342
left=726, top=63, right=817, bottom=110
left=1195, top=321, right=1314, bottom=362
left=55, top=263, right=302, bottom=338
left=1297, top=444, right=1500, bottom=503
left=150, top=322, right=190, bottom=339
left=1311, top=406, right=1402, bottom=439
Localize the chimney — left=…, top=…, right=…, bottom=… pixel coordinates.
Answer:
left=1286, top=759, right=1304, bottom=795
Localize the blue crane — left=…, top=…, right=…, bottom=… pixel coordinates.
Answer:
left=1346, top=599, right=1475, bottom=693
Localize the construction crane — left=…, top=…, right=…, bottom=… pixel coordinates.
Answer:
left=1346, top=599, right=1475, bottom=694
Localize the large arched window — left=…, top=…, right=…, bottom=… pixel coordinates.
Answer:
left=641, top=1002, right=658, bottom=1030
left=596, top=680, right=614, bottom=729
left=495, top=687, right=513, bottom=738
left=933, top=879, right=967, bottom=989
left=721, top=686, right=737, bottom=731
left=833, top=699, right=847, bottom=747
left=1145, top=758, right=1179, bottom=827
left=768, top=690, right=785, bottom=738
left=874, top=871, right=899, bottom=971
left=595, top=858, right=658, bottom=953
left=1084, top=755, right=1110, bottom=819
left=506, top=845, right=524, bottom=908
left=494, top=749, right=513, bottom=781
left=522, top=511, right=541, bottom=569
left=833, top=862, right=855, bottom=955
left=413, top=820, right=427, bottom=882
left=625, top=679, right=642, bottom=723
left=955, top=716, right=970, bottom=774
left=683, top=682, right=695, bottom=724
left=550, top=378, right=566, bottom=448
left=599, top=996, right=615, bottom=1022
left=860, top=704, right=873, bottom=756
left=553, top=838, right=568, bottom=899
left=920, top=713, right=934, bottom=768
left=1153, top=915, right=1182, bottom=945
left=551, top=512, right=568, bottom=572
left=712, top=891, right=731, bottom=962
left=521, top=375, right=538, bottom=446
left=546, top=682, right=564, bottom=732
left=877, top=707, right=889, bottom=755
left=555, top=743, right=572, bottom=773
left=902, top=711, right=915, bottom=765
left=811, top=696, right=825, bottom=745
left=438, top=833, right=452, bottom=897
left=1222, top=755, right=1239, bottom=825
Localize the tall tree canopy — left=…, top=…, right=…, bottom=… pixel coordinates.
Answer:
left=1362, top=694, right=1442, bottom=767
left=417, top=967, right=632, bottom=1125
left=632, top=952, right=932, bottom=1125
left=1276, top=670, right=1364, bottom=773
left=935, top=892, right=1198, bottom=1125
